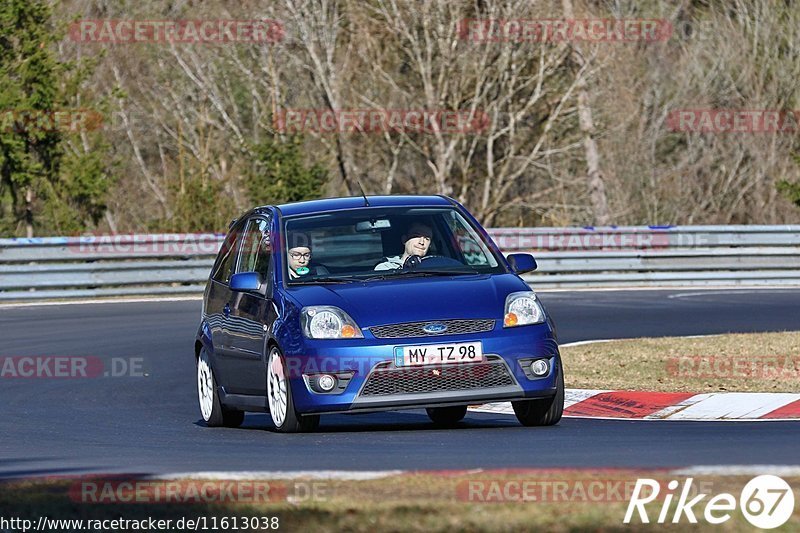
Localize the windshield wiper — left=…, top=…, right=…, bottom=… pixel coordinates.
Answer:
left=364, top=269, right=478, bottom=282
left=363, top=270, right=446, bottom=282
left=289, top=276, right=362, bottom=285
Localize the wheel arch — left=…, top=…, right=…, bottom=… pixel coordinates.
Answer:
left=195, top=321, right=214, bottom=362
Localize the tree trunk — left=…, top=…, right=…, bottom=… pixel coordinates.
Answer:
left=578, top=90, right=610, bottom=225
left=562, top=0, right=610, bottom=225
left=25, top=187, right=34, bottom=238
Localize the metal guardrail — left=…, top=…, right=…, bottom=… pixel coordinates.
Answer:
left=1, top=226, right=799, bottom=300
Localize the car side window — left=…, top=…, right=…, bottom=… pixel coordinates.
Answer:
left=236, top=217, right=272, bottom=278
left=211, top=220, right=246, bottom=284
left=444, top=211, right=496, bottom=267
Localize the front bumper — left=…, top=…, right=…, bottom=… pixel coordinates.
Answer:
left=283, top=322, right=560, bottom=414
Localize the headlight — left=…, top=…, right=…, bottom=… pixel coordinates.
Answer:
left=301, top=306, right=364, bottom=339
left=503, top=291, right=546, bottom=327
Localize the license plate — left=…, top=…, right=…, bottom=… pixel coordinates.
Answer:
left=394, top=341, right=483, bottom=367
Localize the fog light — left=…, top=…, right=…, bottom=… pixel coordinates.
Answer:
left=318, top=374, right=336, bottom=392
left=530, top=359, right=549, bottom=376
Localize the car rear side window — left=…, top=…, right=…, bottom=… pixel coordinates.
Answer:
left=211, top=220, right=246, bottom=284
left=236, top=217, right=272, bottom=278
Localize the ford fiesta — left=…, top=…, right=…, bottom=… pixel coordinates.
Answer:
left=195, top=195, right=563, bottom=432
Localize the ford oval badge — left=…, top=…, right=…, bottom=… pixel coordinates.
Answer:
left=422, top=322, right=448, bottom=334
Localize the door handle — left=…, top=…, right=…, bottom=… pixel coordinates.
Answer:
left=223, top=303, right=231, bottom=318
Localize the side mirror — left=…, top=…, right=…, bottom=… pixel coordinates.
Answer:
left=230, top=272, right=263, bottom=293
left=506, top=253, right=537, bottom=274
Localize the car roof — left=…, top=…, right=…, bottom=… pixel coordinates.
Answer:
left=272, top=195, right=454, bottom=217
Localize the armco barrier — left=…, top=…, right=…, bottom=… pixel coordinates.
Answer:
left=0, top=226, right=799, bottom=300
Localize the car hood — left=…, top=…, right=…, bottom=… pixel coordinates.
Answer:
left=284, top=274, right=530, bottom=328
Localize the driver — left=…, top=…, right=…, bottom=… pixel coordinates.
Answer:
left=374, top=222, right=433, bottom=270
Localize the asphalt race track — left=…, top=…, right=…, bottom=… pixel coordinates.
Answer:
left=2, top=289, right=799, bottom=478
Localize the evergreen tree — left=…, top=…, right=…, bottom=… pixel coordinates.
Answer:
left=246, top=136, right=328, bottom=206
left=0, top=0, right=111, bottom=237
left=777, top=154, right=800, bottom=209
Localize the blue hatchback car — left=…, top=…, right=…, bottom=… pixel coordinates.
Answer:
left=195, top=195, right=563, bottom=432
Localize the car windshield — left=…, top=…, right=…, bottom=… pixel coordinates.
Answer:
left=283, top=207, right=505, bottom=284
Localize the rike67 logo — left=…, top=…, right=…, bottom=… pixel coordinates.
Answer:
left=624, top=475, right=795, bottom=529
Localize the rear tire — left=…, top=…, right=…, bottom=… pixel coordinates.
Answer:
left=426, top=405, right=467, bottom=427
left=512, top=359, right=564, bottom=427
left=267, top=346, right=320, bottom=433
left=197, top=349, right=245, bottom=428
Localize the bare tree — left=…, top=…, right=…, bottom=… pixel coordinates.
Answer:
left=281, top=0, right=357, bottom=195
left=52, top=0, right=800, bottom=232
left=353, top=0, right=588, bottom=225
left=561, top=0, right=610, bottom=225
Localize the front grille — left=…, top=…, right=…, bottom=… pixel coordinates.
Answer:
left=370, top=319, right=495, bottom=339
left=359, top=357, right=515, bottom=396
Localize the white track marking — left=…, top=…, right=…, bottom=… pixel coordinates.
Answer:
left=666, top=289, right=797, bottom=298
left=470, top=390, right=800, bottom=421
left=560, top=339, right=617, bottom=348
left=660, top=393, right=800, bottom=420
left=670, top=465, right=800, bottom=476
left=564, top=389, right=612, bottom=409
left=468, top=402, right=514, bottom=415
left=469, top=390, right=612, bottom=416
left=536, top=286, right=800, bottom=293
left=646, top=394, right=712, bottom=419
left=561, top=334, right=726, bottom=348
left=0, top=296, right=202, bottom=309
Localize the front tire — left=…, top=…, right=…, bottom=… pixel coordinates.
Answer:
left=197, top=349, right=245, bottom=428
left=426, top=405, right=467, bottom=427
left=267, top=347, right=319, bottom=433
left=512, top=359, right=564, bottom=427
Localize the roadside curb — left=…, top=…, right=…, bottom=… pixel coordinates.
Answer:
left=470, top=389, right=800, bottom=421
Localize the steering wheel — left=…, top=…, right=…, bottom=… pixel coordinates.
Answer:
left=402, top=255, right=447, bottom=269
left=402, top=255, right=423, bottom=269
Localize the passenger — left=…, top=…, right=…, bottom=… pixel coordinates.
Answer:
left=374, top=223, right=433, bottom=270
left=287, top=232, right=328, bottom=278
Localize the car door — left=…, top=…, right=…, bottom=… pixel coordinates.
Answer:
left=205, top=218, right=246, bottom=389
left=220, top=215, right=274, bottom=395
